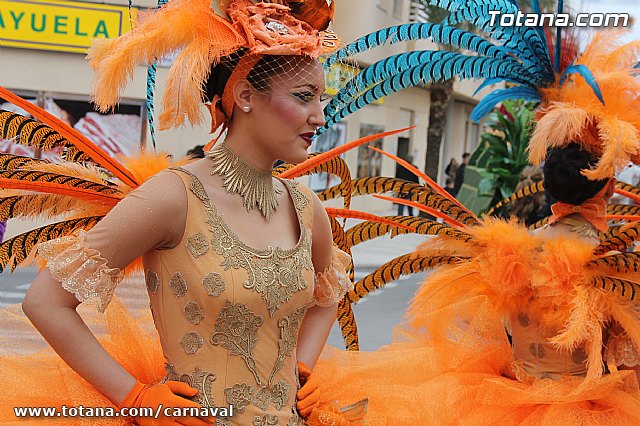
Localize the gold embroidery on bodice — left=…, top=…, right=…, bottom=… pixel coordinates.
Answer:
left=188, top=173, right=313, bottom=317
left=165, top=363, right=216, bottom=407
left=150, top=168, right=314, bottom=425
left=211, top=300, right=264, bottom=385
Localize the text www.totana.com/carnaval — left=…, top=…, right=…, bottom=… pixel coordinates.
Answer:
left=13, top=405, right=234, bottom=419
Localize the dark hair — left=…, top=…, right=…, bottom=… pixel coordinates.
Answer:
left=462, top=153, right=471, bottom=159
left=187, top=145, right=205, bottom=159
left=204, top=51, right=306, bottom=103
left=542, top=143, right=608, bottom=205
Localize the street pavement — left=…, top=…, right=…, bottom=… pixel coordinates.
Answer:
left=0, top=220, right=430, bottom=351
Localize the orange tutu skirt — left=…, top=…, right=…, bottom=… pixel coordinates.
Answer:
left=0, top=294, right=165, bottom=425
left=314, top=293, right=640, bottom=425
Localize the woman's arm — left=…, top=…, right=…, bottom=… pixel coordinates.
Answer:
left=22, top=171, right=187, bottom=405
left=296, top=193, right=341, bottom=369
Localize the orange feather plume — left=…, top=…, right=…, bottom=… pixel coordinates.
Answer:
left=607, top=215, right=640, bottom=222
left=324, top=208, right=415, bottom=231
left=0, top=178, right=122, bottom=205
left=87, top=0, right=244, bottom=130
left=278, top=127, right=413, bottom=179
left=529, top=33, right=640, bottom=180
left=373, top=194, right=465, bottom=229
left=614, top=188, right=640, bottom=205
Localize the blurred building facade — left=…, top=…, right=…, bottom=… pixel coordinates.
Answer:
left=1, top=0, right=489, bottom=239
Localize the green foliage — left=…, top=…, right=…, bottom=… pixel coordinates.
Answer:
left=469, top=100, right=535, bottom=210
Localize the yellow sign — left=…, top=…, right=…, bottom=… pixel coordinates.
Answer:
left=323, top=60, right=384, bottom=105
left=0, top=0, right=135, bottom=53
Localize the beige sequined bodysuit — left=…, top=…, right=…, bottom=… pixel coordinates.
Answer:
left=142, top=168, right=315, bottom=426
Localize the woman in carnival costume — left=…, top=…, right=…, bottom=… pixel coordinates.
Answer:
left=0, top=1, right=367, bottom=425
left=310, top=0, right=640, bottom=423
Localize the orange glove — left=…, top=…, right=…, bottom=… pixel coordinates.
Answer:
left=118, top=381, right=214, bottom=426
left=296, top=361, right=320, bottom=418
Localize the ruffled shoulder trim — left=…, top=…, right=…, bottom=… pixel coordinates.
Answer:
left=313, top=245, right=352, bottom=307
left=38, top=230, right=123, bottom=313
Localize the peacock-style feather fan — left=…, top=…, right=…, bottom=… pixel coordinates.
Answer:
left=317, top=0, right=599, bottom=137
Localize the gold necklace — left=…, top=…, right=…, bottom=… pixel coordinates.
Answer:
left=207, top=143, right=282, bottom=221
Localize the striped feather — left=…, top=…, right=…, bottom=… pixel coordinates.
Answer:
left=329, top=216, right=349, bottom=254
left=487, top=180, right=545, bottom=216
left=592, top=276, right=640, bottom=303
left=326, top=209, right=415, bottom=231
left=608, top=202, right=640, bottom=219
left=0, top=169, right=117, bottom=192
left=369, top=146, right=479, bottom=223
left=439, top=2, right=552, bottom=77
left=349, top=253, right=469, bottom=302
left=324, top=23, right=511, bottom=68
left=277, top=155, right=353, bottom=209
left=279, top=127, right=412, bottom=179
left=0, top=87, right=139, bottom=187
left=0, top=216, right=103, bottom=272
left=143, top=0, right=169, bottom=148
left=599, top=224, right=623, bottom=241
left=321, top=53, right=530, bottom=133
left=318, top=177, right=425, bottom=201
left=594, top=222, right=640, bottom=255
left=345, top=216, right=472, bottom=247
left=319, top=177, right=477, bottom=226
left=337, top=297, right=359, bottom=351
left=374, top=194, right=465, bottom=229
left=470, top=86, right=542, bottom=122
left=0, top=153, right=48, bottom=170
left=0, top=110, right=86, bottom=160
left=587, top=252, right=640, bottom=274
left=528, top=216, right=549, bottom=230
left=0, top=169, right=121, bottom=198
left=0, top=194, right=111, bottom=221
left=615, top=182, right=640, bottom=205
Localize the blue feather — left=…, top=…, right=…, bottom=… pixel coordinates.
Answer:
left=560, top=64, right=605, bottom=105
left=472, top=77, right=531, bottom=96
left=144, top=0, right=169, bottom=150
left=146, top=64, right=158, bottom=149
left=325, top=50, right=537, bottom=115
left=470, top=86, right=542, bottom=122
left=531, top=0, right=541, bottom=14
left=435, top=1, right=553, bottom=79
left=325, top=50, right=538, bottom=118
left=555, top=0, right=564, bottom=72
left=324, top=23, right=509, bottom=68
left=321, top=53, right=530, bottom=134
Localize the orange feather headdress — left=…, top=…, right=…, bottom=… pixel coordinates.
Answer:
left=528, top=32, right=640, bottom=181
left=87, top=0, right=339, bottom=132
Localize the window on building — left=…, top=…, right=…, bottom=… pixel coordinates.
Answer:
left=0, top=90, right=146, bottom=159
